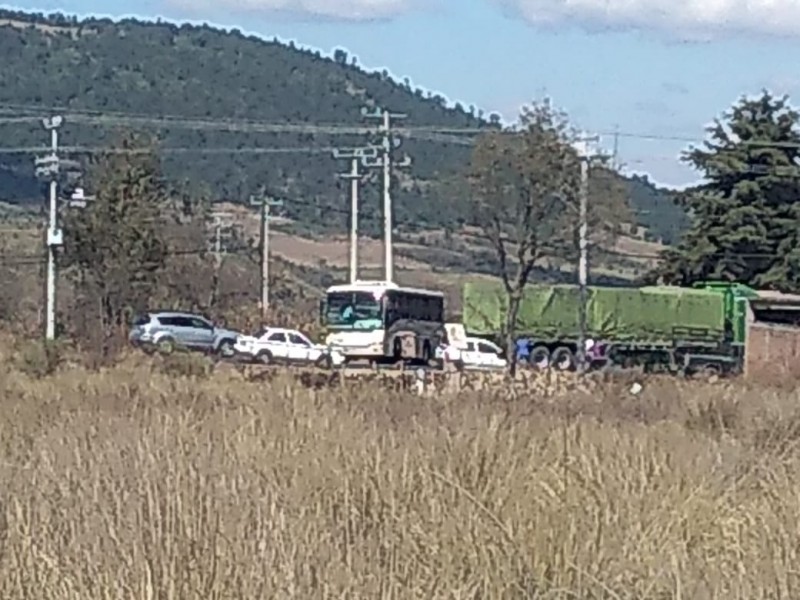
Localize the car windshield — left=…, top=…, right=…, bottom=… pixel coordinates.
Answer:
left=324, top=291, right=383, bottom=330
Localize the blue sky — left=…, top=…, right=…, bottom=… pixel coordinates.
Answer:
left=6, top=0, right=800, bottom=188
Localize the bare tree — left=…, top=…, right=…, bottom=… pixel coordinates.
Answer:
left=467, top=100, right=627, bottom=375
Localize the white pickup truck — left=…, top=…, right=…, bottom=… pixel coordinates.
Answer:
left=437, top=323, right=507, bottom=371
left=234, top=327, right=344, bottom=367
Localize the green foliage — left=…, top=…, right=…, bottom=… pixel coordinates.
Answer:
left=61, top=131, right=170, bottom=332
left=656, top=91, right=800, bottom=291
left=0, top=9, right=683, bottom=241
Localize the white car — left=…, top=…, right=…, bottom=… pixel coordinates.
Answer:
left=438, top=336, right=507, bottom=370
left=234, top=327, right=344, bottom=367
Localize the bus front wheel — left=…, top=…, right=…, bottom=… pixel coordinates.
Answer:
left=393, top=338, right=403, bottom=364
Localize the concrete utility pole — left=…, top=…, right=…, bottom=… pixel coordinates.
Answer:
left=208, top=210, right=234, bottom=308
left=332, top=145, right=379, bottom=283
left=250, top=193, right=283, bottom=321
left=361, top=106, right=411, bottom=282
left=573, top=133, right=605, bottom=374
left=34, top=115, right=63, bottom=340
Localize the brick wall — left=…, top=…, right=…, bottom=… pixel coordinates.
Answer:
left=745, top=322, right=800, bottom=381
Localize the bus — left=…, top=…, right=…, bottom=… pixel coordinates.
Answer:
left=320, top=280, right=446, bottom=366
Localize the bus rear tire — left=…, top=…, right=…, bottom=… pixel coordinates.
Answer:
left=421, top=341, right=433, bottom=367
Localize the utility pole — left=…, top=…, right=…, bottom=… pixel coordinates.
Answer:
left=361, top=106, right=411, bottom=282
left=207, top=210, right=233, bottom=308
left=34, top=115, right=63, bottom=340
left=250, top=193, right=283, bottom=321
left=573, top=134, right=601, bottom=374
left=332, top=145, right=379, bottom=283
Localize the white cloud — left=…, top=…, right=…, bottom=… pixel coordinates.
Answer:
left=163, top=0, right=415, bottom=20
left=498, top=0, right=800, bottom=37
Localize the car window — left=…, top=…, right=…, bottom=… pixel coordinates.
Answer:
left=477, top=342, right=497, bottom=354
left=289, top=333, right=310, bottom=346
left=465, top=341, right=475, bottom=351
left=157, top=316, right=181, bottom=327
left=267, top=332, right=286, bottom=342
left=190, top=317, right=213, bottom=330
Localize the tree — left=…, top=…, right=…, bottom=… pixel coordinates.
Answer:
left=467, top=101, right=626, bottom=375
left=62, top=131, right=170, bottom=351
left=655, top=90, right=800, bottom=290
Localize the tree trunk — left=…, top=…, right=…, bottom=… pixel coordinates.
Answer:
left=505, top=291, right=522, bottom=378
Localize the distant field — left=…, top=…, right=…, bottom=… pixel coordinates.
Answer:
left=0, top=200, right=666, bottom=323
left=215, top=201, right=664, bottom=284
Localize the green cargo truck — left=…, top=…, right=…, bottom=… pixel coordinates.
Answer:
left=462, top=280, right=756, bottom=375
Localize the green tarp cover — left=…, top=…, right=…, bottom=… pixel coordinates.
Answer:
left=463, top=281, right=726, bottom=342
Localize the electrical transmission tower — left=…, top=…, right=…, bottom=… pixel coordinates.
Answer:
left=361, top=106, right=411, bottom=283
left=33, top=115, right=63, bottom=340
left=332, top=145, right=379, bottom=283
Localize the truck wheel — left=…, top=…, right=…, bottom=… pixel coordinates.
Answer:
left=551, top=346, right=575, bottom=371
left=529, top=346, right=550, bottom=370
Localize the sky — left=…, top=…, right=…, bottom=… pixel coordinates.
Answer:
left=6, top=0, right=800, bottom=189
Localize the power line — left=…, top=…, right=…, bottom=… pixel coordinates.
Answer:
left=0, top=145, right=337, bottom=155
left=4, top=101, right=800, bottom=149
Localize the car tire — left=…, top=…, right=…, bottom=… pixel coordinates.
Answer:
left=256, top=350, right=272, bottom=365
left=315, top=354, right=332, bottom=370
left=157, top=338, right=175, bottom=355
left=217, top=339, right=235, bottom=358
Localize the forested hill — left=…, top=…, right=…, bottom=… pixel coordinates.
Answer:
left=0, top=9, right=686, bottom=242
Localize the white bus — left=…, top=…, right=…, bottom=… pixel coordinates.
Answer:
left=320, top=280, right=446, bottom=366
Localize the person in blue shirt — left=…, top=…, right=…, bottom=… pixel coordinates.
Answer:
left=515, top=339, right=530, bottom=362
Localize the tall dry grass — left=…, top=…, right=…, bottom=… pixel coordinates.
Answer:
left=1, top=335, right=799, bottom=598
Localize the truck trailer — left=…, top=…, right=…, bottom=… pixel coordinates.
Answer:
left=462, top=280, right=755, bottom=375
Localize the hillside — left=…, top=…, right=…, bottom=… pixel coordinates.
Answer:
left=0, top=9, right=687, bottom=246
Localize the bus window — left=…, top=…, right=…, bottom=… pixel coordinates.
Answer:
left=324, top=291, right=383, bottom=329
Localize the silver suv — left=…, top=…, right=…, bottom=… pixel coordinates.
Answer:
left=129, top=311, right=241, bottom=357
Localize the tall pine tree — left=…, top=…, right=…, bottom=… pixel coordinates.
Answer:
left=657, top=91, right=800, bottom=291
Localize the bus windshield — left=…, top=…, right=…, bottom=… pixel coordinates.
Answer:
left=324, top=291, right=384, bottom=330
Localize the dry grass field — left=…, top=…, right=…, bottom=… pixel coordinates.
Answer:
left=1, top=332, right=799, bottom=598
